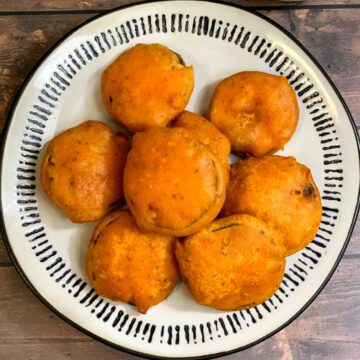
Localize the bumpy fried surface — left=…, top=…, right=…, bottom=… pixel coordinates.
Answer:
left=222, top=156, right=322, bottom=256
left=86, top=210, right=179, bottom=314
left=102, top=43, right=194, bottom=132
left=124, top=127, right=226, bottom=236
left=175, top=214, right=286, bottom=311
left=209, top=71, right=299, bottom=157
left=171, top=111, right=231, bottom=171
left=41, top=120, right=129, bottom=223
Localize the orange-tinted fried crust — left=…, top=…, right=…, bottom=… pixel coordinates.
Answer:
left=222, top=156, right=322, bottom=256
left=175, top=214, right=286, bottom=311
left=102, top=43, right=194, bottom=132
left=209, top=71, right=299, bottom=157
left=124, top=127, right=226, bottom=236
left=86, top=210, right=179, bottom=314
left=41, top=120, right=129, bottom=223
left=171, top=110, right=231, bottom=171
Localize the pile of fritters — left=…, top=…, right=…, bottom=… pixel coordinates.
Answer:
left=41, top=43, right=322, bottom=313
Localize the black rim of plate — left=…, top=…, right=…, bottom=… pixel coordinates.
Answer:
left=0, top=1, right=359, bottom=359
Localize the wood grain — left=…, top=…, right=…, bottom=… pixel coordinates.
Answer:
left=0, top=257, right=359, bottom=359
left=0, top=0, right=359, bottom=291
left=1, top=217, right=358, bottom=269
left=0, top=8, right=359, bottom=132
left=0, top=0, right=359, bottom=12
left=0, top=238, right=11, bottom=265
left=0, top=14, right=92, bottom=130
left=267, top=8, right=360, bottom=122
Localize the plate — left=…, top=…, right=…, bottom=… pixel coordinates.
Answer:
left=1, top=1, right=359, bottom=359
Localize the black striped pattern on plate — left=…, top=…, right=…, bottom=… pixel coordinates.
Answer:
left=15, top=12, right=342, bottom=346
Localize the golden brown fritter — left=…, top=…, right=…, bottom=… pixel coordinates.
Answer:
left=102, top=43, right=194, bottom=132
left=124, top=127, right=226, bottom=236
left=175, top=214, right=286, bottom=311
left=41, top=120, right=129, bottom=223
left=209, top=71, right=299, bottom=157
left=171, top=110, right=231, bottom=172
left=86, top=210, right=179, bottom=314
left=222, top=156, right=322, bottom=256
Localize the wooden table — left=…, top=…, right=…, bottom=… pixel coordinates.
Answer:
left=0, top=1, right=359, bottom=359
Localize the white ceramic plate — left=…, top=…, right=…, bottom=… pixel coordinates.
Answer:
left=1, top=1, right=359, bottom=359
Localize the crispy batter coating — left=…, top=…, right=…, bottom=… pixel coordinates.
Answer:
left=175, top=214, right=286, bottom=311
left=209, top=71, right=299, bottom=157
left=222, top=156, right=322, bottom=256
left=41, top=120, right=129, bottom=223
left=86, top=210, right=179, bottom=314
left=124, top=127, right=226, bottom=236
left=171, top=111, right=231, bottom=171
left=102, top=43, right=194, bottom=132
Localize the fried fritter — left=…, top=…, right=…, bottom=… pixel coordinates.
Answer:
left=209, top=71, right=299, bottom=157
left=124, top=127, right=226, bottom=236
left=171, top=110, right=231, bottom=171
left=102, top=43, right=194, bottom=132
left=41, top=120, right=128, bottom=223
left=175, top=214, right=286, bottom=311
left=222, top=156, right=322, bottom=256
left=86, top=210, right=179, bottom=314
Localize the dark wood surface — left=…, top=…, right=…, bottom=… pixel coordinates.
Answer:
left=0, top=1, right=359, bottom=359
left=0, top=0, right=359, bottom=11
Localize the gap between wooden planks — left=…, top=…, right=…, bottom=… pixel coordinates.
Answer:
left=0, top=8, right=359, bottom=131
left=0, top=256, right=359, bottom=359
left=0, top=7, right=360, bottom=265
left=0, top=0, right=360, bottom=12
